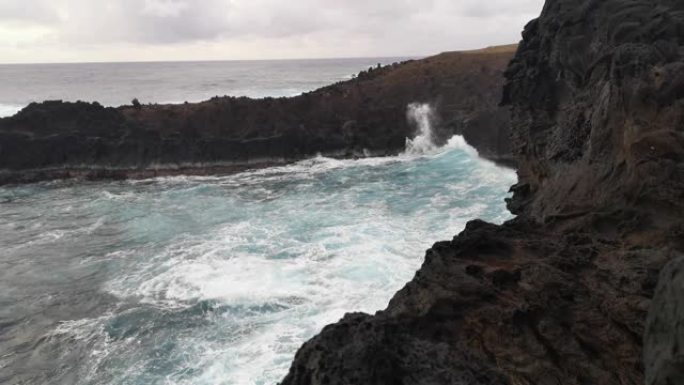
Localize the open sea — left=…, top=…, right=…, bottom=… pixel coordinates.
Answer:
left=0, top=59, right=516, bottom=385
left=0, top=58, right=410, bottom=117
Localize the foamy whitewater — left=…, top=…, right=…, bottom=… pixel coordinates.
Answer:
left=0, top=140, right=515, bottom=384
left=0, top=61, right=516, bottom=385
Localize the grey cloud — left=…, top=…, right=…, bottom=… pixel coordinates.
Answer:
left=55, top=0, right=234, bottom=44
left=457, top=0, right=544, bottom=18
left=1, top=0, right=547, bottom=61
left=0, top=0, right=61, bottom=24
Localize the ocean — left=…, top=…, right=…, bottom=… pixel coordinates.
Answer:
left=0, top=59, right=516, bottom=384
left=0, top=58, right=410, bottom=117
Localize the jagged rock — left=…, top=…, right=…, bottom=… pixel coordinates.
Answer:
left=645, top=256, right=684, bottom=385
left=281, top=0, right=684, bottom=384
left=0, top=47, right=517, bottom=185
left=503, top=0, right=684, bottom=224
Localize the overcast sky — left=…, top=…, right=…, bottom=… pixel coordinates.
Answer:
left=0, top=0, right=545, bottom=64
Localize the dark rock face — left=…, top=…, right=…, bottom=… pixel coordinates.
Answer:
left=461, top=108, right=515, bottom=167
left=503, top=0, right=684, bottom=224
left=0, top=47, right=516, bottom=185
left=281, top=0, right=684, bottom=384
left=283, top=217, right=668, bottom=385
left=645, top=256, right=684, bottom=385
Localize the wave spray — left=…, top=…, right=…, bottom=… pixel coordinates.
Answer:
left=405, top=103, right=437, bottom=154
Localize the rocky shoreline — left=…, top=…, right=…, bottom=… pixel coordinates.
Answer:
left=281, top=0, right=684, bottom=384
left=0, top=46, right=517, bottom=185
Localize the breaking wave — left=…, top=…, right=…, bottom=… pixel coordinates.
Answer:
left=0, top=136, right=516, bottom=385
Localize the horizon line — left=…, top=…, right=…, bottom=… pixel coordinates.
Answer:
left=0, top=43, right=519, bottom=66
left=0, top=53, right=428, bottom=67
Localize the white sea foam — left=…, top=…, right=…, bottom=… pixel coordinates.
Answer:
left=3, top=217, right=106, bottom=253
left=443, top=135, right=480, bottom=157
left=101, top=190, right=137, bottom=201
left=405, top=103, right=438, bottom=154
left=94, top=144, right=515, bottom=384
left=49, top=317, right=107, bottom=340
left=1, top=133, right=517, bottom=385
left=105, top=215, right=425, bottom=384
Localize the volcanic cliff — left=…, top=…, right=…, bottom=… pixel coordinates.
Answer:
left=0, top=46, right=516, bottom=185
left=281, top=0, right=684, bottom=384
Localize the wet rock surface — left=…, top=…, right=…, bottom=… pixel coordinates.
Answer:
left=0, top=47, right=516, bottom=185
left=282, top=0, right=684, bottom=384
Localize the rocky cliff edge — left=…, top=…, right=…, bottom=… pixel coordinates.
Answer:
left=280, top=1, right=684, bottom=384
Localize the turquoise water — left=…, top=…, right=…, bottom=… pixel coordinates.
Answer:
left=0, top=139, right=516, bottom=384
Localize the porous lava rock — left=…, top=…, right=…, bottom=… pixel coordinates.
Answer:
left=0, top=46, right=517, bottom=185
left=281, top=0, right=684, bottom=384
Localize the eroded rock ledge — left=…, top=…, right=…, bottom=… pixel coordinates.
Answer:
left=281, top=0, right=684, bottom=384
left=0, top=46, right=516, bottom=185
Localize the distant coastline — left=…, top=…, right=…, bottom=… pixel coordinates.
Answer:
left=0, top=46, right=517, bottom=185
left=0, top=56, right=415, bottom=110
